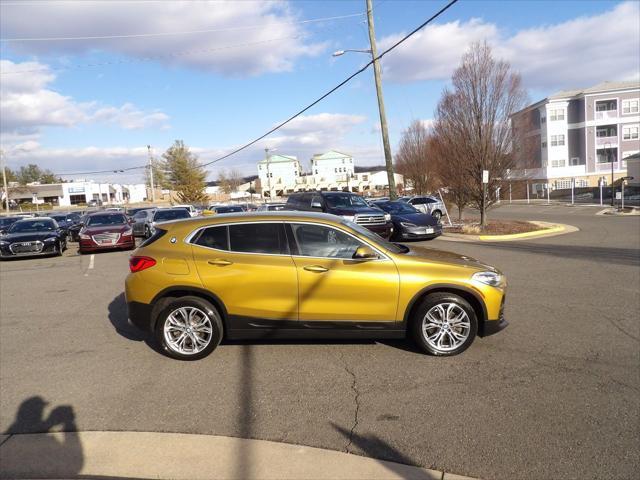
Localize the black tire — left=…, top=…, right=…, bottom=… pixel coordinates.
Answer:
left=411, top=292, right=477, bottom=356
left=155, top=296, right=223, bottom=361
left=431, top=210, right=442, bottom=221
left=55, top=241, right=63, bottom=256
left=144, top=226, right=151, bottom=239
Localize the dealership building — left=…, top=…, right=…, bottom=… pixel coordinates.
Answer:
left=7, top=181, right=147, bottom=207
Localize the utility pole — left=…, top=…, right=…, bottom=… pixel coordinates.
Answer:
left=147, top=145, right=156, bottom=203
left=366, top=0, right=397, bottom=199
left=0, top=150, right=9, bottom=213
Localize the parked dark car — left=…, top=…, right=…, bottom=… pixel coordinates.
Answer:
left=0, top=218, right=67, bottom=259
left=256, top=202, right=287, bottom=211
left=126, top=207, right=153, bottom=217
left=286, top=191, right=393, bottom=238
left=49, top=212, right=82, bottom=233
left=0, top=216, right=22, bottom=234
left=374, top=201, right=442, bottom=241
left=78, top=212, right=135, bottom=253
left=67, top=215, right=87, bottom=242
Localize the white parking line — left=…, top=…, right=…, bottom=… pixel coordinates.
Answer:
left=84, top=254, right=95, bottom=277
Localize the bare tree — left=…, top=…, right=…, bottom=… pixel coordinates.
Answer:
left=217, top=168, right=243, bottom=195
left=431, top=133, right=471, bottom=220
left=433, top=42, right=527, bottom=226
left=395, top=120, right=438, bottom=195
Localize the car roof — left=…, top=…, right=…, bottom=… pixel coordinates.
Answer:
left=158, top=211, right=348, bottom=229
left=86, top=211, right=126, bottom=216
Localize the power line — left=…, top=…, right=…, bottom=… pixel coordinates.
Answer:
left=52, top=0, right=458, bottom=177
left=0, top=12, right=363, bottom=42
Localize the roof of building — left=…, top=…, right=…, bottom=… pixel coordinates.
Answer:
left=312, top=150, right=352, bottom=161
left=257, top=154, right=298, bottom=164
left=513, top=80, right=640, bottom=116
left=625, top=152, right=640, bottom=161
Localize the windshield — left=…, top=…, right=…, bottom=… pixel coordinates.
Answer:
left=342, top=220, right=407, bottom=254
left=50, top=215, right=68, bottom=222
left=87, top=214, right=127, bottom=226
left=0, top=218, right=20, bottom=227
left=376, top=202, right=420, bottom=215
left=324, top=194, right=368, bottom=208
left=154, top=209, right=191, bottom=222
left=8, top=220, right=56, bottom=233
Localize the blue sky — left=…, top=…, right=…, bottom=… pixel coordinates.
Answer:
left=1, top=0, right=639, bottom=183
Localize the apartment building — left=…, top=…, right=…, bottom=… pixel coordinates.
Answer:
left=511, top=81, right=639, bottom=190
left=255, top=150, right=404, bottom=197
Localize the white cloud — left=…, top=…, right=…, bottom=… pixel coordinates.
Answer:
left=0, top=0, right=326, bottom=76
left=0, top=60, right=170, bottom=143
left=379, top=2, right=640, bottom=90
left=2, top=112, right=383, bottom=181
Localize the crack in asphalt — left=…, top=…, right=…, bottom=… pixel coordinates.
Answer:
left=338, top=352, right=361, bottom=454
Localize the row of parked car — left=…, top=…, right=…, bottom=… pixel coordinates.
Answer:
left=0, top=194, right=444, bottom=260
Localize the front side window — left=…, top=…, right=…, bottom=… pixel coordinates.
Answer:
left=323, top=194, right=368, bottom=208
left=228, top=223, right=285, bottom=254
left=290, top=223, right=363, bottom=259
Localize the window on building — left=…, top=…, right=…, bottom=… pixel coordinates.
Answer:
left=551, top=159, right=566, bottom=168
left=555, top=180, right=572, bottom=190
left=550, top=109, right=565, bottom=121
left=570, top=157, right=582, bottom=166
left=576, top=179, right=589, bottom=188
left=622, top=99, right=639, bottom=114
left=597, top=148, right=618, bottom=163
left=596, top=125, right=617, bottom=137
left=622, top=125, right=639, bottom=140
left=550, top=135, right=565, bottom=146
left=542, top=141, right=547, bottom=148
left=541, top=116, right=546, bottom=123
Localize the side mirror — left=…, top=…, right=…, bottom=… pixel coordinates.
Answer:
left=353, top=245, right=377, bottom=260
left=311, top=201, right=323, bottom=210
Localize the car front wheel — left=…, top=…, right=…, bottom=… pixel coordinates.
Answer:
left=411, top=292, right=477, bottom=356
left=431, top=210, right=442, bottom=221
left=155, top=296, right=223, bottom=360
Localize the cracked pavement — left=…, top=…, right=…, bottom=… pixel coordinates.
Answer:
left=1, top=204, right=638, bottom=480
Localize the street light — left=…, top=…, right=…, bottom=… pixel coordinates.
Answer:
left=333, top=0, right=397, bottom=199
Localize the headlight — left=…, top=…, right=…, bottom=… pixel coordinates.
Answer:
left=384, top=213, right=391, bottom=221
left=0, top=240, right=8, bottom=246
left=341, top=215, right=355, bottom=222
left=472, top=271, right=505, bottom=287
left=400, top=222, right=416, bottom=228
left=122, top=228, right=133, bottom=236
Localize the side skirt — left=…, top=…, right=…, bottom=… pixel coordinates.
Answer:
left=225, top=315, right=406, bottom=340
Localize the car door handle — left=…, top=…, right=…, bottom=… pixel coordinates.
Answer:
left=304, top=265, right=328, bottom=273
left=208, top=259, right=233, bottom=266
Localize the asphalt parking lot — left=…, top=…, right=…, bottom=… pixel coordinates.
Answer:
left=1, top=204, right=638, bottom=480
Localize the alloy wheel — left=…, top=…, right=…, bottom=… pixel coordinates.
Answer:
left=422, top=303, right=471, bottom=352
left=163, top=306, right=213, bottom=355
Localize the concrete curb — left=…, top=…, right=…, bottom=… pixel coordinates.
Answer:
left=0, top=431, right=480, bottom=480
left=440, top=221, right=578, bottom=243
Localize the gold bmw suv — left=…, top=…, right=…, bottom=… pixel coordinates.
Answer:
left=125, top=212, right=507, bottom=360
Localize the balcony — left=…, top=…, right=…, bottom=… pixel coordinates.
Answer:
left=594, top=110, right=618, bottom=121
left=596, top=135, right=618, bottom=146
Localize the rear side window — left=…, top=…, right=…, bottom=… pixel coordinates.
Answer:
left=194, top=226, right=228, bottom=250
left=140, top=228, right=167, bottom=247
left=229, top=223, right=286, bottom=254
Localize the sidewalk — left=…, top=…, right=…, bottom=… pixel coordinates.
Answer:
left=0, top=431, right=477, bottom=480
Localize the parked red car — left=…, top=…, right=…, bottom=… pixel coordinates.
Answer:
left=78, top=212, right=135, bottom=253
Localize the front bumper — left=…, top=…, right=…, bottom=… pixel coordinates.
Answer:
left=480, top=295, right=508, bottom=337
left=362, top=222, right=393, bottom=239
left=79, top=235, right=135, bottom=251
left=397, top=224, right=442, bottom=240
left=0, top=242, right=58, bottom=258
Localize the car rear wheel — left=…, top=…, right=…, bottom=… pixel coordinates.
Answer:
left=156, top=296, right=223, bottom=360
left=411, top=292, right=477, bottom=356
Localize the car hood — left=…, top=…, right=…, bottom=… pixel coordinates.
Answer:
left=1, top=231, right=58, bottom=242
left=393, top=212, right=438, bottom=226
left=83, top=225, right=129, bottom=234
left=401, top=245, right=496, bottom=271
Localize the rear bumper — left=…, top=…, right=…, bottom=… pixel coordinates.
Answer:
left=127, top=301, right=154, bottom=332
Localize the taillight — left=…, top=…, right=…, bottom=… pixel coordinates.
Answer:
left=129, top=256, right=156, bottom=273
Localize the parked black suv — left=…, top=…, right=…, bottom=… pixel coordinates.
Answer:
left=286, top=192, right=393, bottom=238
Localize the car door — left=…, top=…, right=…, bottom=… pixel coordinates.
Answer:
left=190, top=222, right=298, bottom=324
left=287, top=222, right=399, bottom=323
left=409, top=197, right=429, bottom=214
